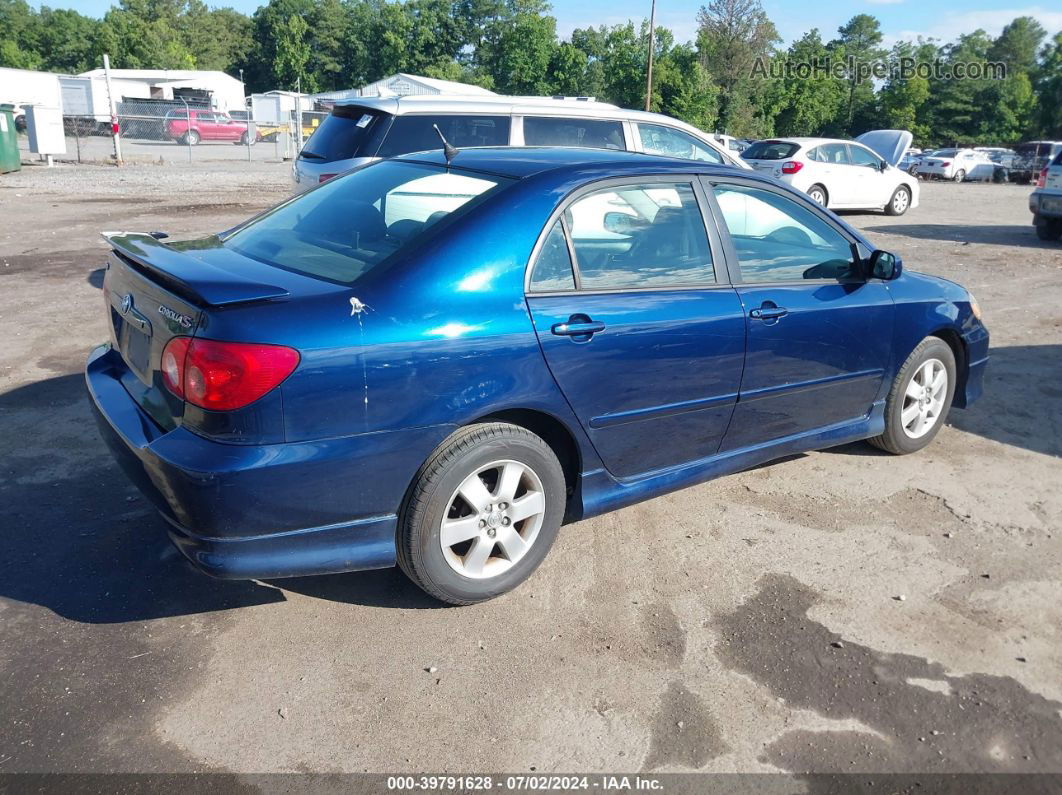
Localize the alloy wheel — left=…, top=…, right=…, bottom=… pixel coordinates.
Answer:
left=892, top=188, right=909, bottom=214
left=901, top=358, right=948, bottom=439
left=439, top=460, right=546, bottom=579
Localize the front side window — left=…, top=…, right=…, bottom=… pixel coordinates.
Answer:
left=565, top=182, right=714, bottom=289
left=376, top=114, right=510, bottom=158
left=637, top=124, right=724, bottom=163
left=523, top=117, right=624, bottom=150
left=712, top=184, right=858, bottom=283
left=848, top=144, right=881, bottom=168
left=225, top=161, right=509, bottom=284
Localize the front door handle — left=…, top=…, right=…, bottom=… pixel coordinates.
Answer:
left=749, top=304, right=788, bottom=321
left=551, top=315, right=605, bottom=340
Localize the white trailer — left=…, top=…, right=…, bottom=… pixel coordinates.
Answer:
left=59, top=75, right=112, bottom=126
left=0, top=68, right=62, bottom=127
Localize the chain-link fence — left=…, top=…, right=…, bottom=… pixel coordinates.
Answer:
left=23, top=100, right=330, bottom=166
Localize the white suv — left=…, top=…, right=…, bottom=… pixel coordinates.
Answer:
left=740, top=130, right=920, bottom=215
left=292, top=95, right=748, bottom=192
left=1029, top=150, right=1062, bottom=241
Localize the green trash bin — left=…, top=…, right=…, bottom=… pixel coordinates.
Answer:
left=0, top=104, right=22, bottom=174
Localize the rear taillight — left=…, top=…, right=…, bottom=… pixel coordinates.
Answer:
left=781, top=160, right=803, bottom=174
left=1036, top=168, right=1048, bottom=188
left=161, top=337, right=299, bottom=411
left=319, top=173, right=338, bottom=183
left=941, top=161, right=951, bottom=168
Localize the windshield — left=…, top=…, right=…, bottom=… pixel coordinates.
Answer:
left=742, top=141, right=800, bottom=160
left=300, top=105, right=388, bottom=162
left=933, top=149, right=960, bottom=157
left=225, top=161, right=510, bottom=284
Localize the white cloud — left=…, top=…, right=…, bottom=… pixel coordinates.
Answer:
left=884, top=6, right=1062, bottom=47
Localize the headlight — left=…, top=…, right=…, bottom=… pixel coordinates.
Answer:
left=969, top=295, right=983, bottom=321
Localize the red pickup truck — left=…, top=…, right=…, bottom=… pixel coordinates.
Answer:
left=165, top=109, right=260, bottom=145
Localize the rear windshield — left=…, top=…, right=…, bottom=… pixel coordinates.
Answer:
left=224, top=161, right=510, bottom=284
left=377, top=114, right=510, bottom=158
left=932, top=149, right=960, bottom=157
left=741, top=141, right=800, bottom=160
left=300, top=105, right=387, bottom=162
left=1016, top=143, right=1059, bottom=156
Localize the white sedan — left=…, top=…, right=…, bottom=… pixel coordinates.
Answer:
left=740, top=130, right=920, bottom=215
left=916, top=149, right=995, bottom=182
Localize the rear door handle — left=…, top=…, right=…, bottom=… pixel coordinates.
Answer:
left=551, top=318, right=605, bottom=338
left=750, top=305, right=788, bottom=320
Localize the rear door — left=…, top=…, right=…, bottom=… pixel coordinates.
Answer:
left=525, top=177, right=746, bottom=479
left=705, top=178, right=894, bottom=451
left=817, top=143, right=855, bottom=205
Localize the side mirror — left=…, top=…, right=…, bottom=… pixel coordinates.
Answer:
left=604, top=211, right=637, bottom=235
left=868, top=249, right=902, bottom=280
left=879, top=160, right=889, bottom=172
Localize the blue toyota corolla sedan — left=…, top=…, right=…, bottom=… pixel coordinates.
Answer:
left=87, top=147, right=989, bottom=604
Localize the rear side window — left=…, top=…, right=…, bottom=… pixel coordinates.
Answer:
left=529, top=221, right=576, bottom=292
left=637, top=123, right=724, bottom=163
left=224, top=161, right=509, bottom=285
left=523, top=117, right=624, bottom=150
left=818, top=143, right=851, bottom=165
left=565, top=182, right=714, bottom=289
left=741, top=141, right=799, bottom=160
left=300, top=105, right=386, bottom=162
left=376, top=115, right=510, bottom=158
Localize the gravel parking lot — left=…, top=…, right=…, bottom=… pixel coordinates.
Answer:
left=1, top=162, right=1060, bottom=781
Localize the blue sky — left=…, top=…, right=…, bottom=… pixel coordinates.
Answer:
left=54, top=0, right=1062, bottom=48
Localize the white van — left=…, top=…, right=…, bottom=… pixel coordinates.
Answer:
left=292, top=94, right=748, bottom=192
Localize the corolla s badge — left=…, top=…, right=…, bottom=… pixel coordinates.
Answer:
left=158, top=303, right=194, bottom=329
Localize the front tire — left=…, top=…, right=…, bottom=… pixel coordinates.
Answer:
left=183, top=130, right=200, bottom=146
left=885, top=185, right=911, bottom=216
left=953, top=169, right=966, bottom=183
left=397, top=422, right=566, bottom=605
left=868, top=337, right=956, bottom=455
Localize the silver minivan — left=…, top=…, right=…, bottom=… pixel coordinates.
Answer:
left=292, top=95, right=749, bottom=192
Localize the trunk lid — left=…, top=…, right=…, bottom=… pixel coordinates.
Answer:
left=101, top=232, right=293, bottom=429
left=855, top=130, right=912, bottom=168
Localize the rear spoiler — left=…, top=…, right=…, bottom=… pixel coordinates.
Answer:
left=102, top=232, right=289, bottom=307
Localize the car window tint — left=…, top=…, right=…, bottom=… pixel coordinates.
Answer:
left=712, top=184, right=858, bottom=283
left=637, top=123, right=724, bottom=163
left=566, top=182, right=714, bottom=289
left=741, top=141, right=799, bottom=160
left=300, top=107, right=386, bottom=162
left=377, top=114, right=510, bottom=158
left=523, top=117, right=624, bottom=150
left=225, top=161, right=509, bottom=285
left=848, top=144, right=880, bottom=168
left=819, top=143, right=851, bottom=165
left=806, top=146, right=826, bottom=163
left=529, top=221, right=576, bottom=292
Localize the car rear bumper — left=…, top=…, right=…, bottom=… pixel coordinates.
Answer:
left=1030, top=189, right=1062, bottom=219
left=86, top=344, right=402, bottom=579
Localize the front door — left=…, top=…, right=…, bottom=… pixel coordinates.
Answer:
left=707, top=180, right=894, bottom=451
left=526, top=179, right=746, bottom=479
left=847, top=143, right=892, bottom=207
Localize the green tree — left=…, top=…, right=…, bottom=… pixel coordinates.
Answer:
left=273, top=11, right=314, bottom=91
left=831, top=14, right=885, bottom=134
left=696, top=0, right=779, bottom=136
left=1037, top=32, right=1062, bottom=138
left=987, top=16, right=1046, bottom=76
left=768, top=29, right=846, bottom=136
left=0, top=0, right=42, bottom=69
left=878, top=40, right=933, bottom=141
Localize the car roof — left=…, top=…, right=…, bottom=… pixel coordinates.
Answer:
left=394, top=146, right=741, bottom=180
left=330, top=93, right=723, bottom=143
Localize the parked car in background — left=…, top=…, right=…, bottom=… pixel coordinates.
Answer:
left=229, top=109, right=285, bottom=143
left=1010, top=141, right=1062, bottom=185
left=1030, top=150, right=1062, bottom=241
left=164, top=109, right=260, bottom=146
left=291, top=94, right=748, bottom=192
left=916, top=149, right=994, bottom=182
left=976, top=147, right=1017, bottom=169
left=88, top=147, right=987, bottom=604
left=715, top=133, right=746, bottom=153
left=899, top=148, right=925, bottom=174
left=740, top=130, right=919, bottom=215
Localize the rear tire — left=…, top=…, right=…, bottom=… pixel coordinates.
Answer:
left=239, top=131, right=256, bottom=146
left=807, top=185, right=828, bottom=207
left=1036, top=220, right=1062, bottom=241
left=397, top=422, right=566, bottom=605
left=885, top=185, right=911, bottom=216
left=868, top=337, right=956, bottom=455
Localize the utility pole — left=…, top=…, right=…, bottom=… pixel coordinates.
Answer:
left=103, top=53, right=123, bottom=166
left=644, top=0, right=656, bottom=112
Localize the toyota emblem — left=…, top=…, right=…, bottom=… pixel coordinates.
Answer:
left=120, top=294, right=133, bottom=314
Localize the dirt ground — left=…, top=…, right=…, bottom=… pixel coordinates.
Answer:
left=1, top=160, right=1060, bottom=781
